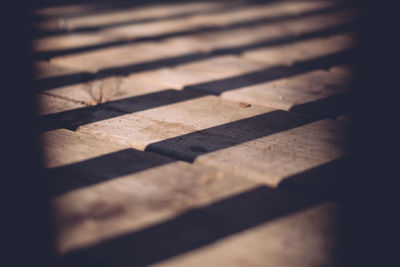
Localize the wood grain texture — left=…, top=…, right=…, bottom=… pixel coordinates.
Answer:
left=221, top=68, right=351, bottom=116
left=76, top=95, right=273, bottom=150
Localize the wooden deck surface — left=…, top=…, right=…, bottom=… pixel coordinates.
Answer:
left=35, top=0, right=355, bottom=266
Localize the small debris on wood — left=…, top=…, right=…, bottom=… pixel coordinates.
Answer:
left=238, top=102, right=252, bottom=108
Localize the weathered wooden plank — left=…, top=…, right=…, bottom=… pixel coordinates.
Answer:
left=42, top=129, right=261, bottom=255
left=48, top=38, right=209, bottom=73
left=33, top=3, right=350, bottom=265
left=191, top=119, right=347, bottom=187
left=34, top=1, right=338, bottom=52
left=154, top=55, right=264, bottom=90
left=152, top=202, right=339, bottom=267
left=52, top=163, right=260, bottom=255
left=33, top=32, right=112, bottom=53
left=70, top=94, right=346, bottom=188
left=76, top=95, right=273, bottom=150
left=33, top=2, right=106, bottom=18
left=38, top=67, right=183, bottom=105
left=189, top=9, right=354, bottom=52
left=60, top=187, right=338, bottom=267
left=38, top=77, right=120, bottom=106
left=41, top=129, right=127, bottom=168
left=38, top=103, right=126, bottom=133
left=40, top=1, right=230, bottom=31
left=101, top=1, right=336, bottom=39
left=33, top=60, right=87, bottom=79
left=36, top=93, right=87, bottom=116
left=41, top=55, right=263, bottom=105
left=242, top=33, right=355, bottom=66
left=34, top=1, right=227, bottom=20
left=221, top=68, right=351, bottom=116
left=183, top=1, right=336, bottom=28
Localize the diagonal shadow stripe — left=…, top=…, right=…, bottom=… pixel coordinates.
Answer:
left=145, top=110, right=319, bottom=162
left=33, top=1, right=257, bottom=37
left=278, top=157, right=349, bottom=201
left=33, top=0, right=218, bottom=18
left=46, top=148, right=174, bottom=197
left=33, top=6, right=352, bottom=61
left=34, top=3, right=343, bottom=43
left=34, top=23, right=354, bottom=90
left=50, top=138, right=346, bottom=266
left=38, top=48, right=354, bottom=132
left=290, top=93, right=350, bottom=118
left=61, top=182, right=323, bottom=267
left=46, top=109, right=318, bottom=196
left=33, top=0, right=272, bottom=20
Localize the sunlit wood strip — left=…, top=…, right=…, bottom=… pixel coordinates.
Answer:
left=33, top=1, right=343, bottom=52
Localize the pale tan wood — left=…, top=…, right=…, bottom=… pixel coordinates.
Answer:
left=189, top=10, right=354, bottom=52
left=76, top=95, right=273, bottom=150
left=42, top=55, right=263, bottom=105
left=40, top=69, right=181, bottom=105
left=33, top=2, right=103, bottom=17
left=42, top=22, right=355, bottom=104
left=52, top=163, right=259, bottom=255
left=41, top=129, right=127, bottom=168
left=152, top=202, right=339, bottom=267
left=48, top=38, right=208, bottom=73
left=72, top=96, right=346, bottom=188
left=34, top=1, right=337, bottom=52
left=38, top=78, right=115, bottom=106
left=51, top=2, right=229, bottom=31
left=34, top=3, right=350, bottom=265
left=42, top=129, right=260, bottom=255
left=220, top=68, right=351, bottom=111
left=36, top=93, right=87, bottom=116
left=192, top=119, right=346, bottom=187
left=33, top=60, right=87, bottom=79
left=100, top=1, right=335, bottom=39
left=33, top=1, right=226, bottom=20
left=183, top=1, right=336, bottom=28
left=57, top=184, right=338, bottom=267
left=33, top=32, right=112, bottom=52
left=35, top=8, right=355, bottom=75
left=242, top=33, right=355, bottom=66
left=152, top=55, right=264, bottom=90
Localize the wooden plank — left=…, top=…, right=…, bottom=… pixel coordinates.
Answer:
left=42, top=129, right=260, bottom=255
left=75, top=95, right=273, bottom=150
left=38, top=77, right=121, bottom=106
left=100, top=1, right=336, bottom=39
left=242, top=33, right=355, bottom=66
left=189, top=9, right=355, bottom=51
left=60, top=186, right=338, bottom=267
left=33, top=60, right=87, bottom=79
left=54, top=2, right=230, bottom=31
left=33, top=32, right=112, bottom=53
left=191, top=119, right=346, bottom=187
left=38, top=67, right=183, bottom=105
left=70, top=95, right=346, bottom=188
left=154, top=55, right=264, bottom=90
left=48, top=38, right=209, bottom=73
left=34, top=1, right=337, bottom=53
left=41, top=129, right=127, bottom=168
left=220, top=68, right=351, bottom=116
left=183, top=1, right=336, bottom=27
left=34, top=1, right=226, bottom=21
left=36, top=93, right=86, bottom=116
left=151, top=202, right=339, bottom=267
left=42, top=55, right=263, bottom=105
